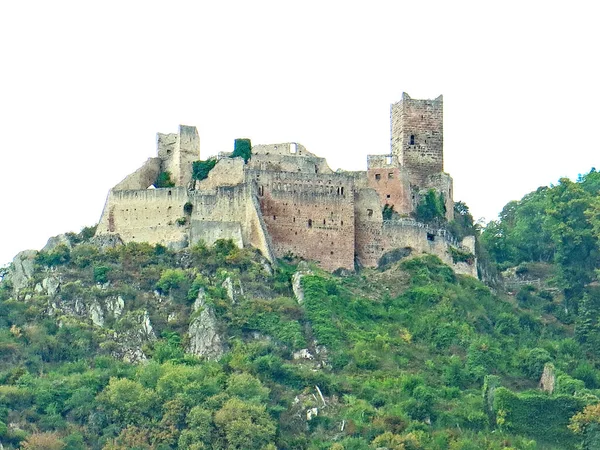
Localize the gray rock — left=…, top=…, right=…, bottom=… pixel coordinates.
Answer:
left=292, top=263, right=312, bottom=304
left=7, top=250, right=37, bottom=293
left=222, top=276, right=243, bottom=303
left=116, top=310, right=156, bottom=363
left=539, top=363, right=556, bottom=394
left=90, top=234, right=124, bottom=250
left=105, top=295, right=124, bottom=319
left=42, top=234, right=72, bottom=253
left=188, top=288, right=225, bottom=360
left=89, top=301, right=104, bottom=327
left=42, top=276, right=60, bottom=297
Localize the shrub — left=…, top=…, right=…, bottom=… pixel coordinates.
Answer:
left=232, top=138, right=252, bottom=163
left=192, top=158, right=217, bottom=181
left=155, top=171, right=175, bottom=188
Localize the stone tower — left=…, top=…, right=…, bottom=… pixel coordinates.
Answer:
left=390, top=93, right=444, bottom=186
left=157, top=125, right=200, bottom=187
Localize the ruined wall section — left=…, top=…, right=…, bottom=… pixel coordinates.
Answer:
left=391, top=93, right=444, bottom=186
left=157, top=125, right=200, bottom=187
left=366, top=155, right=413, bottom=216
left=189, top=183, right=275, bottom=262
left=97, top=187, right=189, bottom=248
left=194, top=157, right=245, bottom=190
left=113, top=158, right=162, bottom=191
left=421, top=172, right=454, bottom=221
left=248, top=143, right=332, bottom=175
left=250, top=169, right=355, bottom=271
left=355, top=211, right=476, bottom=277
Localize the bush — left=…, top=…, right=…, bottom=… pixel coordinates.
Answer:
left=192, top=158, right=217, bottom=181
left=155, top=171, right=175, bottom=188
left=232, top=138, right=252, bottom=163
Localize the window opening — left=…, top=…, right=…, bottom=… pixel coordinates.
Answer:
left=427, top=233, right=435, bottom=241
left=367, top=209, right=373, bottom=217
left=388, top=173, right=393, bottom=179
left=386, top=155, right=392, bottom=164
left=290, top=143, right=297, bottom=154
left=308, top=219, right=313, bottom=228
left=410, top=135, right=415, bottom=145
left=375, top=173, right=381, bottom=180
left=341, top=186, right=344, bottom=195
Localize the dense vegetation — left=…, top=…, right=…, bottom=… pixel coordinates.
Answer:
left=3, top=170, right=600, bottom=448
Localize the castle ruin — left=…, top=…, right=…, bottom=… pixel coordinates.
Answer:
left=96, top=93, right=477, bottom=277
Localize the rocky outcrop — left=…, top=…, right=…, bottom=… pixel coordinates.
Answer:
left=188, top=288, right=225, bottom=360
left=292, top=261, right=312, bottom=304
left=7, top=250, right=37, bottom=293
left=222, top=276, right=244, bottom=303
left=42, top=234, right=72, bottom=253
left=90, top=234, right=124, bottom=250
left=539, top=363, right=556, bottom=394
left=115, top=311, right=156, bottom=363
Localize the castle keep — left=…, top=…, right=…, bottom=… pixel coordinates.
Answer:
left=97, top=93, right=477, bottom=277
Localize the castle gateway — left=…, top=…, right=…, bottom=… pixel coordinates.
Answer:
left=97, top=93, right=477, bottom=277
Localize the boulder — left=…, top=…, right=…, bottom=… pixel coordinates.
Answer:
left=7, top=250, right=37, bottom=293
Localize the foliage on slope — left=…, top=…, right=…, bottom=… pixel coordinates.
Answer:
left=1, top=229, right=600, bottom=448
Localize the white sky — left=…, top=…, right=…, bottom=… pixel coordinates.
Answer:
left=1, top=1, right=599, bottom=265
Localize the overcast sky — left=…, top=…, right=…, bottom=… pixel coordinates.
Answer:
left=1, top=1, right=598, bottom=265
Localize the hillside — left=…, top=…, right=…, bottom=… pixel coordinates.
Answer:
left=1, top=212, right=600, bottom=449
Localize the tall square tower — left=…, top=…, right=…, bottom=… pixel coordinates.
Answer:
left=390, top=93, right=444, bottom=185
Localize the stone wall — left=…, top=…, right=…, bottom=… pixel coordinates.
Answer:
left=391, top=93, right=444, bottom=185
left=248, top=142, right=332, bottom=175
left=113, top=158, right=162, bottom=191
left=250, top=169, right=355, bottom=271
left=97, top=187, right=189, bottom=248
left=366, top=155, right=413, bottom=215
left=355, top=216, right=477, bottom=277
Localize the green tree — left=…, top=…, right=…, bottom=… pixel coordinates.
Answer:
left=214, top=398, right=276, bottom=449
left=232, top=138, right=252, bottom=163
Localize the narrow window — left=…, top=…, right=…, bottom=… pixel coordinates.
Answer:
left=308, top=219, right=313, bottom=228
left=273, top=215, right=276, bottom=220
left=375, top=173, right=381, bottom=180
left=341, top=187, right=344, bottom=195
left=323, top=219, right=326, bottom=225
left=290, top=143, right=297, bottom=154
left=386, top=155, right=392, bottom=164
left=367, top=209, right=373, bottom=217
left=337, top=187, right=340, bottom=195
left=410, top=135, right=415, bottom=145
left=168, top=190, right=172, bottom=196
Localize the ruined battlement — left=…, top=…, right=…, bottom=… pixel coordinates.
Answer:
left=96, top=93, right=477, bottom=277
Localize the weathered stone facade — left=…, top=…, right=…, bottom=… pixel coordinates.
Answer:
left=96, top=93, right=477, bottom=277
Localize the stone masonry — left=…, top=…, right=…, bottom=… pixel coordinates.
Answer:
left=96, top=94, right=477, bottom=277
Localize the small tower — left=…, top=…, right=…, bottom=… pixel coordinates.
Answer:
left=390, top=93, right=444, bottom=186
left=157, top=125, right=200, bottom=187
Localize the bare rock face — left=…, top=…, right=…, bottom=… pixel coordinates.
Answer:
left=115, top=311, right=156, bottom=363
left=42, top=234, right=72, bottom=253
left=539, top=363, right=556, bottom=393
left=221, top=276, right=244, bottom=303
left=90, top=234, right=124, bottom=250
left=7, top=250, right=37, bottom=293
left=292, top=261, right=312, bottom=304
left=42, top=276, right=61, bottom=297
left=188, top=288, right=225, bottom=360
